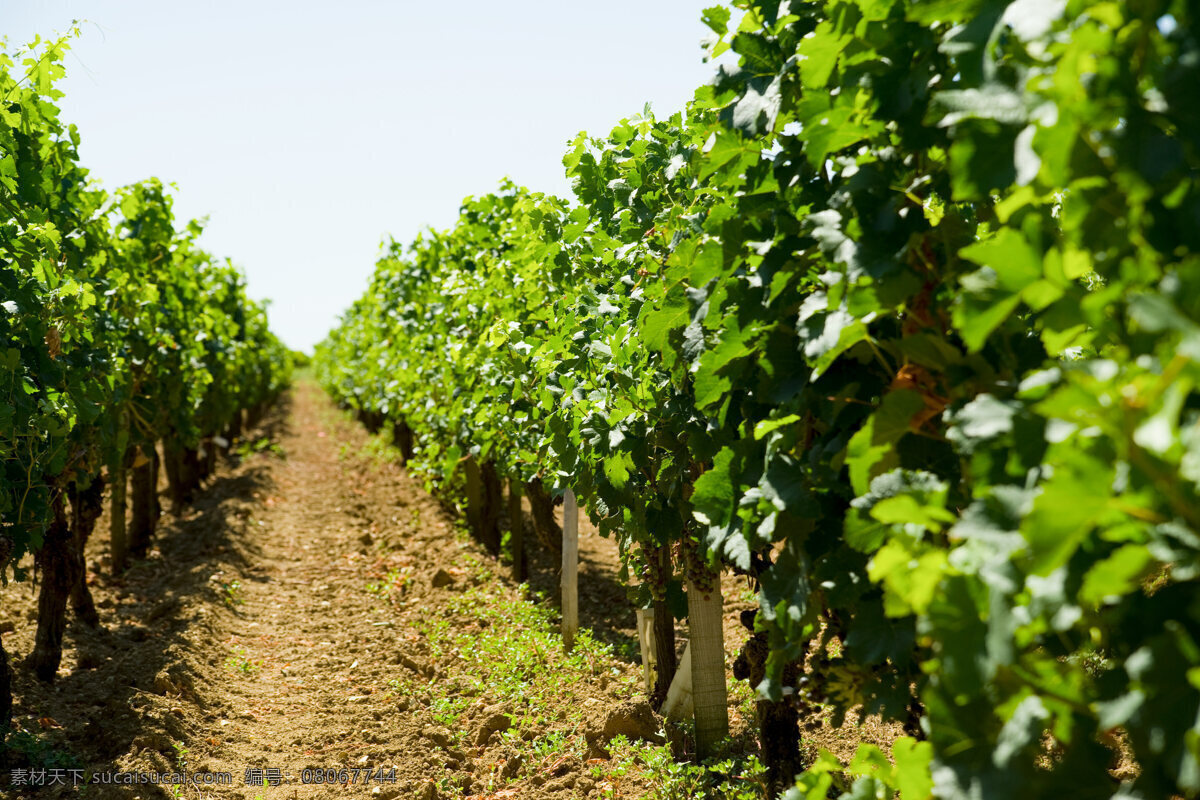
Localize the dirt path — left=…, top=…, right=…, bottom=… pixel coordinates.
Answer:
left=3, top=380, right=704, bottom=800
left=1, top=378, right=915, bottom=800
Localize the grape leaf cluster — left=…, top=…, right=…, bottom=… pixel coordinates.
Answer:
left=1, top=33, right=291, bottom=578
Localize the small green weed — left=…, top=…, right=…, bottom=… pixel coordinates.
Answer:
left=365, top=567, right=413, bottom=603
left=235, top=437, right=284, bottom=459
left=0, top=728, right=81, bottom=773
left=221, top=580, right=244, bottom=607
left=428, top=695, right=472, bottom=735
left=169, top=741, right=189, bottom=798
left=225, top=647, right=261, bottom=675
left=597, top=737, right=768, bottom=800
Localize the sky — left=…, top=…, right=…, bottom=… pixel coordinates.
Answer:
left=1, top=1, right=725, bottom=352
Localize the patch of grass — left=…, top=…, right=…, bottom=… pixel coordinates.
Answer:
left=234, top=437, right=284, bottom=460
left=588, top=736, right=768, bottom=800
left=444, top=581, right=638, bottom=710
left=225, top=647, right=261, bottom=675
left=642, top=746, right=768, bottom=800
left=528, top=729, right=578, bottom=764
left=359, top=431, right=403, bottom=468
left=428, top=695, right=473, bottom=738
left=332, top=420, right=408, bottom=471
left=0, top=728, right=81, bottom=772
left=365, top=567, right=413, bottom=603
left=169, top=741, right=189, bottom=798
left=220, top=580, right=244, bottom=607
left=382, top=550, right=772, bottom=799
left=383, top=675, right=418, bottom=700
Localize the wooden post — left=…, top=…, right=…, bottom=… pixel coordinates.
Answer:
left=129, top=444, right=157, bottom=557
left=561, top=487, right=579, bottom=652
left=110, top=452, right=128, bottom=574
left=636, top=607, right=657, bottom=696
left=688, top=570, right=729, bottom=758
left=464, top=457, right=483, bottom=539
left=480, top=461, right=503, bottom=556
left=509, top=480, right=525, bottom=582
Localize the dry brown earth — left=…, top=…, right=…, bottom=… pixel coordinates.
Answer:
left=0, top=379, right=900, bottom=800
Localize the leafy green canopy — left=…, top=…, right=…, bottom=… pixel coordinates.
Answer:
left=1, top=34, right=291, bottom=578
left=320, top=0, right=1199, bottom=796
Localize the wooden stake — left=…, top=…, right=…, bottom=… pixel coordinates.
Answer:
left=509, top=480, right=525, bottom=582
left=464, top=457, right=483, bottom=539
left=636, top=607, right=657, bottom=696
left=561, top=487, right=579, bottom=652
left=688, top=572, right=729, bottom=758
left=110, top=453, right=128, bottom=574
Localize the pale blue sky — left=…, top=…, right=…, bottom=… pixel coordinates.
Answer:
left=2, top=1, right=723, bottom=351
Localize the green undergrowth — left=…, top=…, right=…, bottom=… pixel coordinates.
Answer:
left=0, top=729, right=81, bottom=773
left=233, top=436, right=285, bottom=461
left=367, top=548, right=775, bottom=798
left=339, top=430, right=401, bottom=470
left=224, top=646, right=261, bottom=675
left=333, top=402, right=784, bottom=797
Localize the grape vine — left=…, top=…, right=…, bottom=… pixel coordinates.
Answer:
left=321, top=1, right=1199, bottom=796
left=1, top=32, right=291, bottom=706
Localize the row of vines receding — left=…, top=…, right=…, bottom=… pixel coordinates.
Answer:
left=316, top=1, right=1200, bottom=798
left=1, top=31, right=292, bottom=736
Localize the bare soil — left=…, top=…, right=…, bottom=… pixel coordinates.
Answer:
left=0, top=379, right=900, bottom=800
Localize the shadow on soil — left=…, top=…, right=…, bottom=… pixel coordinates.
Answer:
left=519, top=530, right=642, bottom=665
left=1, top=394, right=293, bottom=795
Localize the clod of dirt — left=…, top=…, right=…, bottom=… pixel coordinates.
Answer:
left=152, top=669, right=177, bottom=695
left=421, top=724, right=454, bottom=748
left=146, top=597, right=180, bottom=623
left=475, top=708, right=513, bottom=745
left=152, top=664, right=194, bottom=698
left=549, top=755, right=578, bottom=777
left=597, top=699, right=662, bottom=744
left=431, top=568, right=456, bottom=589
left=395, top=652, right=432, bottom=677
left=75, top=648, right=105, bottom=670
left=418, top=780, right=440, bottom=800
left=500, top=754, right=524, bottom=778
left=545, top=774, right=577, bottom=792
left=130, top=732, right=174, bottom=755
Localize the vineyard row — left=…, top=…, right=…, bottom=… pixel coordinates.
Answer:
left=317, top=1, right=1200, bottom=798
left=0, top=33, right=292, bottom=733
